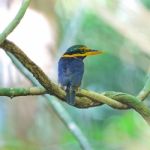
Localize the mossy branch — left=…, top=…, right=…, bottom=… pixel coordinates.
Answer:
left=0, top=0, right=31, bottom=44
left=0, top=87, right=46, bottom=98
left=0, top=40, right=150, bottom=125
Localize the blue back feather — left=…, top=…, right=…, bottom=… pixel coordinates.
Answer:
left=58, top=57, right=84, bottom=105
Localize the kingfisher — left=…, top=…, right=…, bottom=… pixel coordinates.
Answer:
left=58, top=45, right=103, bottom=105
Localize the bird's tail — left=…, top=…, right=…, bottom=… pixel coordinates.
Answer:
left=66, top=86, right=76, bottom=105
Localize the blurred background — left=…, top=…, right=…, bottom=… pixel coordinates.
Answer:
left=0, top=0, right=150, bottom=150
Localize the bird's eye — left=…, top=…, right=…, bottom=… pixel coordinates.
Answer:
left=76, top=49, right=84, bottom=54
left=80, top=50, right=85, bottom=54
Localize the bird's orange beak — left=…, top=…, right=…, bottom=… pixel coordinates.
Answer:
left=85, top=50, right=104, bottom=56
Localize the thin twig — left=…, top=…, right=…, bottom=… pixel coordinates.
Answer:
left=0, top=0, right=31, bottom=44
left=137, top=75, right=150, bottom=101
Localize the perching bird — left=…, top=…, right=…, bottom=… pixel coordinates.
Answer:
left=58, top=45, right=103, bottom=105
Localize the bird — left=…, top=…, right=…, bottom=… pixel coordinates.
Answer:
left=58, top=45, right=103, bottom=105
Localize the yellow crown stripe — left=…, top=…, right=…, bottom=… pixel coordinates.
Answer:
left=63, top=53, right=87, bottom=57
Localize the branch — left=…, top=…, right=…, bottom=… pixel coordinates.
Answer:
left=78, top=89, right=128, bottom=109
left=0, top=87, right=46, bottom=98
left=0, top=87, right=127, bottom=109
left=0, top=0, right=31, bottom=44
left=137, top=75, right=150, bottom=100
left=1, top=39, right=150, bottom=125
left=1, top=86, right=150, bottom=124
left=104, top=91, right=150, bottom=124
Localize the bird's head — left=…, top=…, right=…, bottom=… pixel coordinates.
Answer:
left=62, top=45, right=103, bottom=58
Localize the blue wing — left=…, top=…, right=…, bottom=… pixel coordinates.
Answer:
left=58, top=58, right=84, bottom=87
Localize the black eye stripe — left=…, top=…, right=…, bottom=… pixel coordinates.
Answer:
left=65, top=49, right=86, bottom=55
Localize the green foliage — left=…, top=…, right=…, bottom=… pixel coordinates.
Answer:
left=140, top=0, right=150, bottom=9
left=60, top=131, right=82, bottom=150
left=1, top=139, right=35, bottom=150
left=76, top=13, right=124, bottom=50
